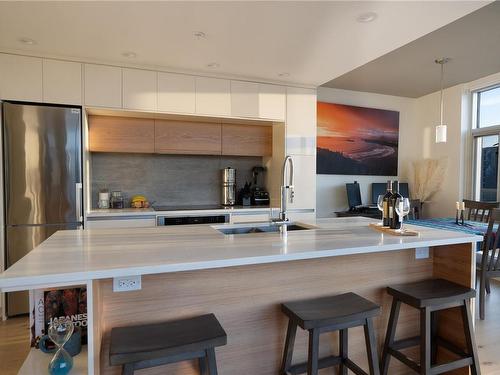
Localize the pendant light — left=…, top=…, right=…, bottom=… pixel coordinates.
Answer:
left=435, top=57, right=450, bottom=143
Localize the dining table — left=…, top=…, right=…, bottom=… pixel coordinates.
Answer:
left=406, top=217, right=491, bottom=251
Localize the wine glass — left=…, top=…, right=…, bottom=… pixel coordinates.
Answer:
left=48, top=318, right=74, bottom=375
left=395, top=197, right=411, bottom=232
left=376, top=195, right=385, bottom=226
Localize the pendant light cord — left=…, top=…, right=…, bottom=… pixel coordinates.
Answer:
left=439, top=61, right=444, bottom=126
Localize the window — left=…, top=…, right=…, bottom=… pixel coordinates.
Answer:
left=472, top=86, right=500, bottom=201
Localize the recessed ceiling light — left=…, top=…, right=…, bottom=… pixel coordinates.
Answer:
left=194, top=31, right=206, bottom=39
left=122, top=51, right=137, bottom=58
left=278, top=72, right=290, bottom=78
left=356, top=11, right=378, bottom=23
left=206, top=62, right=220, bottom=68
left=18, top=37, right=36, bottom=45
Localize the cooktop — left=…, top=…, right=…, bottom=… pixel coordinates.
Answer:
left=153, top=204, right=225, bottom=211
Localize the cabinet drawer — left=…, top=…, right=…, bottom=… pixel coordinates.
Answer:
left=231, top=213, right=270, bottom=224
left=155, top=120, right=221, bottom=155
left=86, top=217, right=156, bottom=229
left=88, top=116, right=154, bottom=153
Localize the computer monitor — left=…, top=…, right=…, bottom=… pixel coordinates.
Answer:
left=346, top=182, right=362, bottom=209
left=371, top=182, right=410, bottom=204
left=371, top=183, right=386, bottom=205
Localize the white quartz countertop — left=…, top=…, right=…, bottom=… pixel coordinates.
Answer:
left=0, top=217, right=482, bottom=291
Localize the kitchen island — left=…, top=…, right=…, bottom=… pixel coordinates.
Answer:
left=0, top=217, right=482, bottom=375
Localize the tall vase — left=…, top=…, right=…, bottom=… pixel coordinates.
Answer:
left=48, top=318, right=74, bottom=375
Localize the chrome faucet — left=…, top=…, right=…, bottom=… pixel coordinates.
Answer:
left=273, top=155, right=294, bottom=223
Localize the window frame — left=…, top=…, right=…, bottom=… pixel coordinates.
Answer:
left=471, top=84, right=500, bottom=201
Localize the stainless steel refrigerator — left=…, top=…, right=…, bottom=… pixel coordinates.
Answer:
left=2, top=102, right=83, bottom=316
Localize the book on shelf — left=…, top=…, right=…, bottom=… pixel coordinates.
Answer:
left=30, top=286, right=88, bottom=349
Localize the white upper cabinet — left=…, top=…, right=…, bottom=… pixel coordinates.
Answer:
left=286, top=87, right=317, bottom=155
left=230, top=80, right=259, bottom=118
left=259, top=84, right=286, bottom=121
left=195, top=77, right=231, bottom=116
left=43, top=59, right=82, bottom=105
left=84, top=64, right=122, bottom=108
left=158, top=72, right=195, bottom=113
left=123, top=68, right=157, bottom=111
left=0, top=53, right=42, bottom=102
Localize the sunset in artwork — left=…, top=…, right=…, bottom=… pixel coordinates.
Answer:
left=316, top=102, right=399, bottom=175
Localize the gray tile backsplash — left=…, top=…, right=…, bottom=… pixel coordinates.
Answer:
left=91, top=153, right=263, bottom=208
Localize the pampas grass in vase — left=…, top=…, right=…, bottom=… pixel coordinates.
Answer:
left=409, top=158, right=448, bottom=202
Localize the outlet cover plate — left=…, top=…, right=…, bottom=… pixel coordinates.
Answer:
left=415, top=247, right=430, bottom=259
left=113, top=275, right=142, bottom=292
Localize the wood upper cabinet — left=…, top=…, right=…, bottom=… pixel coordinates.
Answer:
left=158, top=72, right=196, bottom=113
left=195, top=77, right=231, bottom=116
left=122, top=68, right=157, bottom=111
left=43, top=59, right=82, bottom=105
left=88, top=116, right=154, bottom=153
left=222, top=124, right=272, bottom=156
left=0, top=53, right=42, bottom=102
left=84, top=64, right=122, bottom=108
left=155, top=120, right=221, bottom=155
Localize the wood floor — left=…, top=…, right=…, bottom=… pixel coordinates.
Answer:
left=2, top=280, right=500, bottom=375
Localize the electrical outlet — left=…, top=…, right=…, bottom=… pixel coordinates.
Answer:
left=415, top=247, right=430, bottom=259
left=113, top=275, right=142, bottom=292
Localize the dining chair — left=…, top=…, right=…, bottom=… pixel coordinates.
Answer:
left=477, top=208, right=500, bottom=320
left=464, top=199, right=499, bottom=222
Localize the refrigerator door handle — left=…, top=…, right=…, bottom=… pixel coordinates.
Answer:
left=76, top=182, right=83, bottom=222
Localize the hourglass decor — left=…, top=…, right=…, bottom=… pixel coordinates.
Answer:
left=48, top=318, right=74, bottom=375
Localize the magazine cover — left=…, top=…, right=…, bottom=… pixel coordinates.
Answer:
left=43, top=287, right=88, bottom=346
left=30, top=289, right=45, bottom=347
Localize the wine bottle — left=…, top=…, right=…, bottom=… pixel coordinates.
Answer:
left=382, top=180, right=393, bottom=227
left=390, top=181, right=403, bottom=229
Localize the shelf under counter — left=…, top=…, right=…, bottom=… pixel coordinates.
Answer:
left=19, top=347, right=88, bottom=375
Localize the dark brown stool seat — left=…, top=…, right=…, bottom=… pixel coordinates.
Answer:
left=381, top=279, right=480, bottom=375
left=280, top=292, right=381, bottom=375
left=109, top=314, right=227, bottom=375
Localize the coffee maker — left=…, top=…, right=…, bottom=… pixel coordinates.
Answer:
left=251, top=166, right=270, bottom=206
left=221, top=167, right=236, bottom=206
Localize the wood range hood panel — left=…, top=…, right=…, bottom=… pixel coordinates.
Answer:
left=222, top=123, right=272, bottom=157
left=155, top=120, right=222, bottom=155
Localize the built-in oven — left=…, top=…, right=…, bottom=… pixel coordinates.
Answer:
left=156, top=213, right=230, bottom=226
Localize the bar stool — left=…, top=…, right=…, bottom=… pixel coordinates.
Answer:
left=109, top=314, right=227, bottom=375
left=280, top=292, right=381, bottom=375
left=381, top=278, right=480, bottom=375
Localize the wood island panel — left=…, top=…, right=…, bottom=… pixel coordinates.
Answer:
left=154, top=120, right=222, bottom=155
left=97, top=248, right=443, bottom=375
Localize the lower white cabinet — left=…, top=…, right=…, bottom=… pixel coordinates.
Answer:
left=230, top=212, right=270, bottom=224
left=86, top=217, right=156, bottom=229
left=0, top=53, right=42, bottom=102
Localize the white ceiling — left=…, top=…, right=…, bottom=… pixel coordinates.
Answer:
left=0, top=1, right=489, bottom=86
left=322, top=1, right=500, bottom=97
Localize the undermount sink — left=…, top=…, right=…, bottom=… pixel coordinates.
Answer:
left=214, top=222, right=315, bottom=235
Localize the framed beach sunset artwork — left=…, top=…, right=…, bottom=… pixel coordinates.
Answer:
left=316, top=102, right=399, bottom=175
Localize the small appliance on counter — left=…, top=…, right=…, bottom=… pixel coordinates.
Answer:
left=110, top=191, right=124, bottom=209
left=98, top=189, right=110, bottom=209
left=221, top=167, right=236, bottom=206
left=251, top=166, right=270, bottom=206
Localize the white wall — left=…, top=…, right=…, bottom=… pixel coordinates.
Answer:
left=410, top=71, right=500, bottom=218
left=316, top=87, right=417, bottom=217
